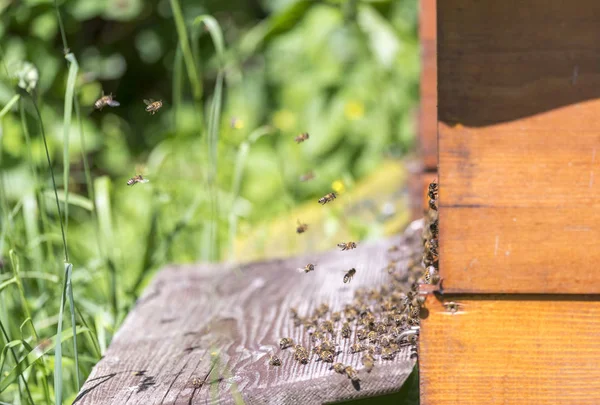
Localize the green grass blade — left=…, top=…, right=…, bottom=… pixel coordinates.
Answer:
left=192, top=15, right=225, bottom=58
left=62, top=53, right=79, bottom=243
left=66, top=264, right=80, bottom=389
left=54, top=262, right=72, bottom=405
left=169, top=0, right=202, bottom=101
left=172, top=45, right=183, bottom=133
left=0, top=319, right=35, bottom=404
left=0, top=324, right=87, bottom=394
left=0, top=94, right=20, bottom=118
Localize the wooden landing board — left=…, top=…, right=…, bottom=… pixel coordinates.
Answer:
left=437, top=0, right=600, bottom=293
left=75, top=227, right=421, bottom=405
left=419, top=295, right=600, bottom=405
left=418, top=0, right=437, bottom=170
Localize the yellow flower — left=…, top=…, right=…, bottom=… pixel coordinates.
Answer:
left=332, top=180, right=345, bottom=194
left=272, top=109, right=297, bottom=131
left=344, top=101, right=365, bottom=120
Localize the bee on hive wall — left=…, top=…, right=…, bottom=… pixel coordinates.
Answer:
left=269, top=354, right=282, bottom=366
left=279, top=337, right=294, bottom=350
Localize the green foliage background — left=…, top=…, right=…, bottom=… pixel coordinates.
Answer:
left=0, top=0, right=418, bottom=403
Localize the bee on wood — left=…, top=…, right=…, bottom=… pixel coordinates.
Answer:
left=332, top=363, right=346, bottom=375
left=423, top=266, right=440, bottom=285
left=344, top=366, right=360, bottom=382
left=144, top=99, right=163, bottom=115
left=320, top=320, right=334, bottom=334
left=331, top=311, right=341, bottom=322
left=318, top=192, right=336, bottom=205
left=296, top=219, right=308, bottom=234
left=443, top=301, right=463, bottom=314
left=343, top=268, right=356, bottom=284
left=387, top=245, right=399, bottom=253
left=127, top=174, right=149, bottom=186
left=367, top=331, right=378, bottom=343
left=298, top=263, right=316, bottom=273
left=337, top=241, right=357, bottom=251
left=314, top=303, right=330, bottom=317
left=393, top=314, right=408, bottom=327
left=310, top=330, right=324, bottom=343
left=428, top=181, right=438, bottom=210
left=341, top=322, right=351, bottom=338
left=375, top=322, right=387, bottom=335
left=299, top=171, right=315, bottom=182
left=380, top=335, right=392, bottom=348
left=279, top=337, right=294, bottom=350
left=318, top=350, right=334, bottom=363
left=350, top=343, right=367, bottom=354
left=356, top=328, right=368, bottom=341
left=344, top=307, right=358, bottom=321
left=191, top=377, right=204, bottom=388
left=381, top=347, right=396, bottom=360
left=293, top=345, right=309, bottom=364
left=94, top=91, right=120, bottom=110
left=269, top=354, right=282, bottom=366
left=320, top=339, right=335, bottom=353
left=294, top=132, right=309, bottom=143
left=361, top=353, right=374, bottom=373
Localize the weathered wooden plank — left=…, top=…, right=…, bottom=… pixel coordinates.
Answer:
left=418, top=0, right=437, bottom=170
left=75, top=223, right=422, bottom=404
left=419, top=294, right=600, bottom=404
left=437, top=0, right=600, bottom=293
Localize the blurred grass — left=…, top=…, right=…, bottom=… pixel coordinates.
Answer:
left=0, top=0, right=418, bottom=403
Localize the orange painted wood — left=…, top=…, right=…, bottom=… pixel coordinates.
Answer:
left=418, top=0, right=437, bottom=170
left=408, top=168, right=437, bottom=220
left=419, top=295, right=600, bottom=405
left=437, top=0, right=600, bottom=293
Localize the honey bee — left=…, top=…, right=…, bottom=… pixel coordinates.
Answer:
left=350, top=343, right=367, bottom=353
left=356, top=328, right=368, bottom=341
left=423, top=266, right=440, bottom=285
left=314, top=303, right=329, bottom=317
left=341, top=322, right=351, bottom=338
left=144, top=99, right=163, bottom=115
left=310, top=330, right=324, bottom=343
left=331, top=311, right=341, bottom=322
left=375, top=322, right=387, bottom=335
left=320, top=320, right=334, bottom=334
left=343, top=268, right=356, bottom=284
left=343, top=307, right=358, bottom=321
left=296, top=220, right=308, bottom=234
left=367, top=331, right=378, bottom=343
left=443, top=301, right=463, bottom=314
left=298, top=263, right=316, bottom=273
left=320, top=339, right=335, bottom=353
left=361, top=353, right=374, bottom=373
left=279, top=337, right=294, bottom=350
left=299, top=171, right=315, bottom=182
left=387, top=245, right=399, bottom=253
left=191, top=377, right=204, bottom=388
left=293, top=345, right=309, bottom=364
left=318, top=192, right=336, bottom=205
left=344, top=366, right=360, bottom=382
left=294, top=132, right=309, bottom=143
left=332, top=363, right=346, bottom=374
left=337, top=241, right=357, bottom=251
left=381, top=347, right=396, bottom=360
left=269, top=354, right=282, bottom=366
left=380, top=335, right=391, bottom=347
left=127, top=174, right=149, bottom=186
left=318, top=350, right=334, bottom=363
left=428, top=181, right=438, bottom=210
left=94, top=91, right=120, bottom=110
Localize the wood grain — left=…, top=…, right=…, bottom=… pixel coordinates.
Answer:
left=437, top=0, right=600, bottom=293
left=75, top=224, right=422, bottom=405
left=418, top=0, right=437, bottom=169
left=419, top=295, right=600, bottom=405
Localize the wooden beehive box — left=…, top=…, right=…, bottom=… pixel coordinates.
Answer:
left=418, top=1, right=600, bottom=403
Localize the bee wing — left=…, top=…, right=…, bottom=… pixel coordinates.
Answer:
left=139, top=178, right=150, bottom=183
left=107, top=100, right=120, bottom=107
left=143, top=99, right=153, bottom=105
left=297, top=268, right=307, bottom=273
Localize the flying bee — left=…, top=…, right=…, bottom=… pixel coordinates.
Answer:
left=294, top=132, right=309, bottom=143
left=94, top=91, right=120, bottom=110
left=318, top=192, right=336, bottom=205
left=337, top=241, right=357, bottom=251
left=361, top=353, right=374, bottom=373
left=343, top=268, right=356, bottom=284
left=296, top=220, right=308, bottom=234
left=341, top=322, right=351, bottom=338
left=143, top=99, right=163, bottom=115
left=127, top=174, right=149, bottom=186
left=269, top=354, right=282, bottom=366
left=299, top=171, right=315, bottom=182
left=298, top=263, right=316, bottom=273
left=279, top=337, right=294, bottom=350
left=344, top=366, right=360, bottom=382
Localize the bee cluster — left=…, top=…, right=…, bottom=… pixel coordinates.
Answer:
left=420, top=180, right=440, bottom=286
